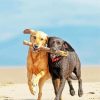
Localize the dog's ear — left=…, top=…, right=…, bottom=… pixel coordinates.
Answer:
left=45, top=36, right=48, bottom=43
left=23, top=29, right=35, bottom=34
left=47, top=37, right=51, bottom=47
left=63, top=41, right=75, bottom=51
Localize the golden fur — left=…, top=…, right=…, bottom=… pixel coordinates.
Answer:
left=23, top=29, right=50, bottom=100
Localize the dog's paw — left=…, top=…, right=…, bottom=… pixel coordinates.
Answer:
left=30, top=85, right=37, bottom=95
left=78, top=89, right=83, bottom=97
left=54, top=97, right=58, bottom=100
left=30, top=88, right=36, bottom=95
left=70, top=89, right=75, bottom=96
left=54, top=96, right=62, bottom=100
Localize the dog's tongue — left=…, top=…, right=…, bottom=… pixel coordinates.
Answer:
left=50, top=54, right=61, bottom=63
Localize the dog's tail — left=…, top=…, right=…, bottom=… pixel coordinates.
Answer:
left=70, top=73, right=77, bottom=80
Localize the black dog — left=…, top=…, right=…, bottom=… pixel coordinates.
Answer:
left=48, top=37, right=83, bottom=100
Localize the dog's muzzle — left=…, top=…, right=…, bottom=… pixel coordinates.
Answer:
left=34, top=45, right=38, bottom=49
left=33, top=44, right=39, bottom=51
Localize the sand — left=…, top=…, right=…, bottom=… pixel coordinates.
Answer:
left=0, top=65, right=100, bottom=100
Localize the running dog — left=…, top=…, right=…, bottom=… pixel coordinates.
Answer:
left=48, top=37, right=83, bottom=100
left=23, top=29, right=50, bottom=100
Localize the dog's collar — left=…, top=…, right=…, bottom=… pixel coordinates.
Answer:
left=51, top=56, right=61, bottom=63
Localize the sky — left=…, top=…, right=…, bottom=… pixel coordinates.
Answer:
left=0, top=0, right=100, bottom=67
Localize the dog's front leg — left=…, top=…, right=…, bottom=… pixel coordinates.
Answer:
left=33, top=70, right=45, bottom=86
left=54, top=78, right=66, bottom=100
left=27, top=70, right=36, bottom=95
left=52, top=78, right=60, bottom=96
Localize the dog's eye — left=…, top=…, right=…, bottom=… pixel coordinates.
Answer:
left=41, top=38, right=43, bottom=41
left=33, top=36, right=36, bottom=39
left=57, top=41, right=60, bottom=45
left=52, top=41, right=55, bottom=44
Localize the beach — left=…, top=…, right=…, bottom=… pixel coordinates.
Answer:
left=0, top=65, right=100, bottom=100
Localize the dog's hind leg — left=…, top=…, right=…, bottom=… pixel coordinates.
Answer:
left=38, top=73, right=50, bottom=100
left=78, top=77, right=83, bottom=97
left=73, top=67, right=83, bottom=97
left=67, top=78, right=75, bottom=96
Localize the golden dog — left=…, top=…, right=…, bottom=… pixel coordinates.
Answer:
left=23, top=29, right=50, bottom=100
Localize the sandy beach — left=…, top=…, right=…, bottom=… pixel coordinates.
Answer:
left=0, top=65, right=100, bottom=100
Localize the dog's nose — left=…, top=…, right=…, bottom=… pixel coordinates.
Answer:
left=34, top=45, right=38, bottom=49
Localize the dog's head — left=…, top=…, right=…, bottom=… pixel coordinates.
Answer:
left=48, top=37, right=64, bottom=51
left=48, top=37, right=74, bottom=51
left=48, top=37, right=74, bottom=59
left=23, top=29, right=48, bottom=51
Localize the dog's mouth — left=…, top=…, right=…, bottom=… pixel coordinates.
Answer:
left=32, top=44, right=47, bottom=52
left=50, top=54, right=61, bottom=63
left=50, top=47, right=62, bottom=62
left=32, top=45, right=39, bottom=52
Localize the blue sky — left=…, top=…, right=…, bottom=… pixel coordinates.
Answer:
left=0, top=0, right=100, bottom=66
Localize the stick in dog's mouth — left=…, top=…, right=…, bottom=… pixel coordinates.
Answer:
left=23, top=40, right=69, bottom=56
left=23, top=40, right=33, bottom=46
left=23, top=40, right=39, bottom=52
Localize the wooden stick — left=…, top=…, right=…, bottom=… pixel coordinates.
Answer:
left=23, top=40, right=33, bottom=46
left=23, top=40, right=68, bottom=56
left=38, top=46, right=68, bottom=56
